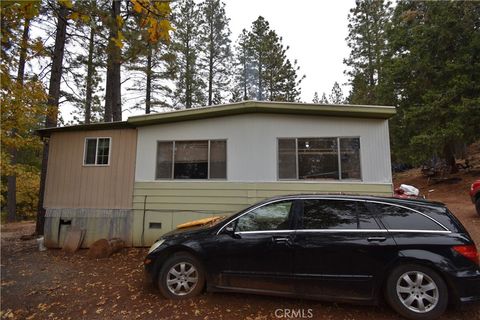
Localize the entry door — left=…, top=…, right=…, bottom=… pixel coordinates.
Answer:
left=293, top=199, right=396, bottom=301
left=217, top=200, right=298, bottom=293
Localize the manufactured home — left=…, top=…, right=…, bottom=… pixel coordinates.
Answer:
left=37, top=101, right=396, bottom=247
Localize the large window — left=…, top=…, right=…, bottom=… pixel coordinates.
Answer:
left=156, top=140, right=226, bottom=179
left=278, top=137, right=361, bottom=180
left=84, top=137, right=111, bottom=165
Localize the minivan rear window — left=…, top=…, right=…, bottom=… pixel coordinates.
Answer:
left=371, top=203, right=444, bottom=231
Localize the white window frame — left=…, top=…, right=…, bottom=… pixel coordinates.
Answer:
left=276, top=136, right=362, bottom=181
left=83, top=137, right=111, bottom=166
left=155, top=139, right=227, bottom=180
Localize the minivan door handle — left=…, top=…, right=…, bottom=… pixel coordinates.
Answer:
left=367, top=236, right=387, bottom=242
left=272, top=236, right=292, bottom=246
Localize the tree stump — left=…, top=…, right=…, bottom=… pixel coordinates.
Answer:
left=87, top=238, right=125, bottom=259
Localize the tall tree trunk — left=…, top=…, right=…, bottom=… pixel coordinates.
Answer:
left=444, top=142, right=458, bottom=174
left=105, top=0, right=122, bottom=122
left=85, top=26, right=95, bottom=124
left=36, top=5, right=68, bottom=235
left=257, top=54, right=263, bottom=100
left=185, top=43, right=192, bottom=108
left=7, top=18, right=30, bottom=222
left=145, top=44, right=152, bottom=114
left=208, top=21, right=214, bottom=106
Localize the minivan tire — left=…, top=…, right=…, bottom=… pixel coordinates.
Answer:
left=385, top=264, right=448, bottom=320
left=158, top=252, right=205, bottom=299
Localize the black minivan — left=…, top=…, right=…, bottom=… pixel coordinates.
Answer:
left=144, top=195, right=480, bottom=320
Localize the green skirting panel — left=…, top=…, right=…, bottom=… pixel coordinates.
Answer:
left=133, top=181, right=392, bottom=246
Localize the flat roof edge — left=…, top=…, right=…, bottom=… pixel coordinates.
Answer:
left=128, top=101, right=396, bottom=126
left=35, top=121, right=132, bottom=136
left=36, top=101, right=396, bottom=134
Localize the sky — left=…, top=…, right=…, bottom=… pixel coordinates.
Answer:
left=224, top=0, right=355, bottom=103
left=56, top=0, right=357, bottom=122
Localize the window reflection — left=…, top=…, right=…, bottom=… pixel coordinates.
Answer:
left=236, top=201, right=293, bottom=232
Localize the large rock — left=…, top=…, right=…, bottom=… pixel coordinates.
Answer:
left=87, top=238, right=125, bottom=259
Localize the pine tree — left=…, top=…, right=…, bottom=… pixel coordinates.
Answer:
left=37, top=0, right=70, bottom=234
left=200, top=0, right=232, bottom=105
left=233, top=16, right=304, bottom=102
left=67, top=0, right=106, bottom=124
left=386, top=1, right=480, bottom=170
left=171, top=0, right=205, bottom=108
left=231, top=29, right=256, bottom=101
left=344, top=0, right=392, bottom=104
left=104, top=0, right=122, bottom=122
left=320, top=93, right=328, bottom=104
left=125, top=5, right=175, bottom=113
left=312, top=92, right=320, bottom=103
left=329, top=82, right=345, bottom=104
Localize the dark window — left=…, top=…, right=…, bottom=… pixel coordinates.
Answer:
left=278, top=139, right=297, bottom=179
left=302, top=199, right=358, bottom=229
left=84, top=137, right=110, bottom=165
left=97, top=138, right=110, bottom=165
left=84, top=139, right=97, bottom=165
left=340, top=138, right=361, bottom=179
left=156, top=141, right=173, bottom=179
left=357, top=202, right=380, bottom=229
left=372, top=203, right=444, bottom=231
left=278, top=137, right=361, bottom=180
left=298, top=138, right=339, bottom=179
left=236, top=201, right=293, bottom=232
left=155, top=140, right=226, bottom=179
left=174, top=141, right=208, bottom=179
left=209, top=140, right=227, bottom=179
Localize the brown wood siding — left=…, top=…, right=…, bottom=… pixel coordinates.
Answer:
left=44, top=129, right=137, bottom=209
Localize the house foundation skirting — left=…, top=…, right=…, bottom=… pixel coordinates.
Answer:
left=44, top=208, right=133, bottom=248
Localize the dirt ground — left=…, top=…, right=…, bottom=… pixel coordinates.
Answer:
left=1, top=170, right=480, bottom=320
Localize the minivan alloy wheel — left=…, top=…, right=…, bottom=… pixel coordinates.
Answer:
left=396, top=271, right=439, bottom=313
left=166, top=262, right=198, bottom=296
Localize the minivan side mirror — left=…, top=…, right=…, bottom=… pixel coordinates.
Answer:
left=222, top=223, right=236, bottom=237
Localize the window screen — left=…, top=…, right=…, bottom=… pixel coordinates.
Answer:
left=302, top=199, right=358, bottom=229
left=209, top=140, right=226, bottom=179
left=156, top=141, right=173, bottom=179
left=174, top=141, right=208, bottom=179
left=236, top=201, right=293, bottom=232
left=372, top=203, right=444, bottom=231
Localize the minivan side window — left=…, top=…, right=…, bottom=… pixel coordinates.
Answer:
left=235, top=201, right=293, bottom=232
left=357, top=202, right=380, bottom=229
left=372, top=203, right=444, bottom=231
left=302, top=199, right=358, bottom=229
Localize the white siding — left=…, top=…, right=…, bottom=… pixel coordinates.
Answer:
left=135, top=113, right=392, bottom=184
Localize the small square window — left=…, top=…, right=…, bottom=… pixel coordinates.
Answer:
left=84, top=137, right=111, bottom=166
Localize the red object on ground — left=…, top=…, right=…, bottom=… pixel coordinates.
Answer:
left=470, top=179, right=480, bottom=202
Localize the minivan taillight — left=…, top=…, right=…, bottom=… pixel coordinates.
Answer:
left=453, top=245, right=479, bottom=265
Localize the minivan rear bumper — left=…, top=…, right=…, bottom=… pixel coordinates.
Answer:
left=449, top=270, right=480, bottom=304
